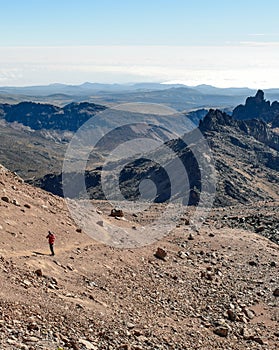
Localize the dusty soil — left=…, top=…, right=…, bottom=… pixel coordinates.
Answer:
left=0, top=164, right=278, bottom=349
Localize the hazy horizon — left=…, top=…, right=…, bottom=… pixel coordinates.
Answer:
left=1, top=1, right=279, bottom=88
left=0, top=80, right=269, bottom=90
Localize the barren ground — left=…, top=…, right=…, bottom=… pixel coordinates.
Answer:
left=0, top=165, right=278, bottom=350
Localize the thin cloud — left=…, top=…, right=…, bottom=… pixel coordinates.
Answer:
left=240, top=41, right=279, bottom=47
left=0, top=45, right=279, bottom=88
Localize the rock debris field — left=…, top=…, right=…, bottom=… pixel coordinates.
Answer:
left=0, top=164, right=278, bottom=350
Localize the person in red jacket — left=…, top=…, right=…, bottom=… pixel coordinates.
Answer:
left=46, top=231, right=56, bottom=256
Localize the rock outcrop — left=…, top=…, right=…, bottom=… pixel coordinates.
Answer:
left=0, top=101, right=107, bottom=131
left=35, top=108, right=279, bottom=210
left=232, top=89, right=279, bottom=124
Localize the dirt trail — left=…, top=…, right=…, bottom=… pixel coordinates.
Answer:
left=0, top=165, right=279, bottom=349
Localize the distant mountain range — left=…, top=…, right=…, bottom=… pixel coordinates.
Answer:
left=1, top=89, right=279, bottom=208
left=1, top=82, right=256, bottom=96
left=2, top=82, right=279, bottom=111
left=27, top=90, right=279, bottom=207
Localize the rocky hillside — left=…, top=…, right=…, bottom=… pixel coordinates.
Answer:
left=1, top=91, right=279, bottom=210
left=0, top=101, right=107, bottom=131
left=0, top=99, right=210, bottom=188
left=0, top=163, right=278, bottom=349
left=199, top=110, right=279, bottom=205
left=232, top=90, right=279, bottom=124
left=117, top=109, right=279, bottom=207
left=36, top=108, right=279, bottom=213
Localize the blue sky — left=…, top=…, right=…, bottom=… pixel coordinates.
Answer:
left=1, top=0, right=279, bottom=87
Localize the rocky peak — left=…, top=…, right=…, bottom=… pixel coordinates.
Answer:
left=232, top=90, right=279, bottom=123
left=199, top=109, right=237, bottom=132
left=255, top=89, right=264, bottom=102
left=199, top=107, right=279, bottom=153
left=245, top=89, right=269, bottom=109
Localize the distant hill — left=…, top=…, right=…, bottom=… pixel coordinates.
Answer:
left=2, top=83, right=279, bottom=111
left=0, top=101, right=107, bottom=131
left=0, top=100, right=207, bottom=183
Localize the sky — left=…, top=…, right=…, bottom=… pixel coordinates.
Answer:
left=1, top=0, right=279, bottom=87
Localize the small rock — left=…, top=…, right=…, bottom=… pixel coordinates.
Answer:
left=48, top=283, right=56, bottom=290
left=117, top=345, right=130, bottom=350
left=242, top=327, right=252, bottom=340
left=155, top=247, right=167, bottom=260
left=243, top=308, right=254, bottom=319
left=1, top=196, right=10, bottom=203
left=24, top=203, right=31, bottom=209
left=27, top=323, right=39, bottom=331
left=110, top=208, right=124, bottom=217
left=79, top=339, right=98, bottom=349
left=238, top=314, right=248, bottom=323
left=35, top=269, right=43, bottom=277
left=178, top=251, right=188, bottom=259
left=201, top=271, right=213, bottom=281
left=69, top=340, right=80, bottom=350
left=96, top=221, right=104, bottom=227
left=127, top=322, right=135, bottom=329
left=12, top=199, right=20, bottom=206
left=23, top=280, right=31, bottom=287
left=24, top=336, right=39, bottom=343
left=227, top=309, right=237, bottom=321
left=133, top=329, right=143, bottom=336
left=273, top=288, right=279, bottom=297
left=251, top=336, right=264, bottom=345
left=214, top=326, right=229, bottom=337
left=184, top=218, right=190, bottom=225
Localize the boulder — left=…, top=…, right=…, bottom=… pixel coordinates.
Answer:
left=155, top=247, right=167, bottom=260
left=214, top=326, right=229, bottom=337
left=35, top=269, right=43, bottom=277
left=1, top=196, right=10, bottom=203
left=110, top=208, right=124, bottom=217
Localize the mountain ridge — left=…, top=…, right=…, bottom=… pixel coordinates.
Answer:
left=2, top=83, right=279, bottom=111
left=1, top=89, right=279, bottom=213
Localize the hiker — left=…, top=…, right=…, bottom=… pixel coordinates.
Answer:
left=46, top=231, right=55, bottom=256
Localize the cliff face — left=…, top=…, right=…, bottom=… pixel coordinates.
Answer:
left=2, top=92, right=279, bottom=209
left=232, top=89, right=279, bottom=123
left=200, top=109, right=279, bottom=153
left=35, top=109, right=279, bottom=208
left=0, top=101, right=107, bottom=131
